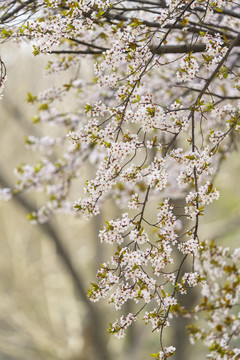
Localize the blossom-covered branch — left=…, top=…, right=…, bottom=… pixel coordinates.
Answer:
left=0, top=0, right=240, bottom=359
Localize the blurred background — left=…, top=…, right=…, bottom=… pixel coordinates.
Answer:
left=0, top=41, right=239, bottom=360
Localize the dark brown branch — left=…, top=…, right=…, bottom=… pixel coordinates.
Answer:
left=69, top=37, right=108, bottom=51
left=153, top=43, right=207, bottom=54
left=194, top=6, right=240, bottom=20
left=120, top=0, right=166, bottom=7
left=48, top=35, right=240, bottom=56
left=48, top=49, right=103, bottom=55
left=0, top=0, right=37, bottom=23
left=177, top=86, right=240, bottom=100
left=49, top=43, right=208, bottom=56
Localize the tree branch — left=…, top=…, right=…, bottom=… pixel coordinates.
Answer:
left=0, top=0, right=37, bottom=23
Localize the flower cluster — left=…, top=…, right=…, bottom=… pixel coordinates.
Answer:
left=107, top=313, right=137, bottom=338
left=185, top=183, right=219, bottom=220
left=177, top=55, right=199, bottom=82
left=171, top=146, right=213, bottom=185
left=204, top=33, right=228, bottom=68
left=178, top=238, right=199, bottom=256
left=188, top=241, right=240, bottom=359
left=99, top=213, right=131, bottom=244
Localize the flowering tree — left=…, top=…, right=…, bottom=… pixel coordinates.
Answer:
left=1, top=0, right=240, bottom=359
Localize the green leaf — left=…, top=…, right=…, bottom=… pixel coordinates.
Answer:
left=24, top=136, right=34, bottom=145
left=186, top=155, right=195, bottom=160
left=31, top=115, right=40, bottom=124
left=38, top=103, right=48, bottom=111
left=27, top=213, right=37, bottom=221
left=85, top=103, right=93, bottom=112
left=27, top=92, right=37, bottom=103
left=129, top=42, right=136, bottom=50
left=1, top=28, right=12, bottom=38
left=130, top=18, right=142, bottom=27
left=32, top=45, right=40, bottom=56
